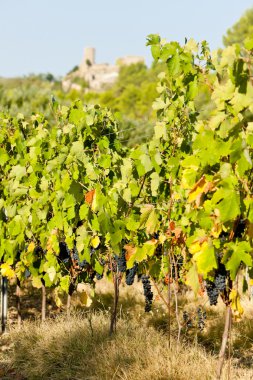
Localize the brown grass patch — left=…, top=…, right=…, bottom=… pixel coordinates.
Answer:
left=0, top=312, right=253, bottom=380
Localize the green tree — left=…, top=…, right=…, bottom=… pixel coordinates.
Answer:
left=223, top=7, right=253, bottom=46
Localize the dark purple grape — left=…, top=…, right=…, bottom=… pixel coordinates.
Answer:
left=197, top=306, right=205, bottom=330
left=206, top=280, right=219, bottom=305
left=126, top=263, right=138, bottom=285
left=115, top=251, right=126, bottom=272
left=141, top=275, right=153, bottom=312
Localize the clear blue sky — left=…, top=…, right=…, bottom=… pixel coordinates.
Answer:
left=0, top=0, right=252, bottom=77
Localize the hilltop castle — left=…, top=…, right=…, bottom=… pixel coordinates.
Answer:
left=62, top=47, right=144, bottom=92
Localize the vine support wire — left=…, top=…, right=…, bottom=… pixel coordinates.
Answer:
left=1, top=276, right=8, bottom=334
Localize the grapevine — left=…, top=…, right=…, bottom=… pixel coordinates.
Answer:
left=0, top=34, right=253, bottom=379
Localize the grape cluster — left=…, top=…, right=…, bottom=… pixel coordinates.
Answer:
left=183, top=308, right=207, bottom=330
left=126, top=263, right=138, bottom=285
left=205, top=280, right=219, bottom=305
left=72, top=247, right=79, bottom=262
left=197, top=306, right=206, bottom=331
left=72, top=246, right=89, bottom=268
left=216, top=262, right=227, bottom=290
left=214, top=273, right=226, bottom=292
left=115, top=250, right=126, bottom=272
left=206, top=262, right=227, bottom=306
left=141, top=275, right=153, bottom=312
left=65, top=243, right=88, bottom=269
left=59, top=243, right=95, bottom=269
left=34, top=245, right=44, bottom=255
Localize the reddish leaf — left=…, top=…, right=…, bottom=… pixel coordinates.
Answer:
left=85, top=189, right=95, bottom=205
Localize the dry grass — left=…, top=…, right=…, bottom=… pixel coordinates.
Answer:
left=0, top=313, right=214, bottom=380
left=0, top=312, right=253, bottom=380
left=1, top=280, right=253, bottom=379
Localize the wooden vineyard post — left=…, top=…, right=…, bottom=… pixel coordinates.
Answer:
left=1, top=276, right=8, bottom=333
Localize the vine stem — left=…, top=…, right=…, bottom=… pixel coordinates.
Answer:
left=109, top=271, right=119, bottom=336
left=109, top=254, right=120, bottom=336
left=168, top=269, right=171, bottom=348
left=216, top=305, right=232, bottom=380
left=170, top=251, right=181, bottom=343
left=66, top=294, right=71, bottom=317
left=168, top=246, right=173, bottom=348
left=1, top=277, right=8, bottom=334
left=217, top=224, right=236, bottom=379
left=166, top=175, right=174, bottom=348
left=150, top=277, right=171, bottom=315
left=41, top=283, right=46, bottom=322
left=228, top=310, right=232, bottom=380
left=16, top=278, right=22, bottom=328
left=172, top=282, right=181, bottom=343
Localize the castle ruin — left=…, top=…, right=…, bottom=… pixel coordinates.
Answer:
left=62, top=47, right=145, bottom=92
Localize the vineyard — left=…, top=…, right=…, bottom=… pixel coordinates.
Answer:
left=1, top=34, right=253, bottom=379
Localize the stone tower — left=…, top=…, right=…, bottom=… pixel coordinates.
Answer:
left=84, top=47, right=95, bottom=65
left=79, top=47, right=95, bottom=75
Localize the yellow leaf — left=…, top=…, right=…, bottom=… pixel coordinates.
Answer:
left=79, top=291, right=92, bottom=307
left=32, top=276, right=42, bottom=289
left=27, top=242, right=35, bottom=253
left=55, top=294, right=63, bottom=308
left=186, top=263, right=199, bottom=295
left=158, top=234, right=167, bottom=245
left=211, top=223, right=223, bottom=238
left=1, top=263, right=15, bottom=280
left=173, top=193, right=181, bottom=200
left=189, top=241, right=202, bottom=255
left=145, top=209, right=159, bottom=234
left=91, top=236, right=100, bottom=249
left=145, top=239, right=158, bottom=246
left=188, top=176, right=214, bottom=206
left=47, top=266, right=56, bottom=282
left=91, top=191, right=97, bottom=212
left=188, top=176, right=207, bottom=203
left=53, top=289, right=63, bottom=308
left=230, top=289, right=244, bottom=316
left=47, top=230, right=59, bottom=253
left=189, top=237, right=208, bottom=255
